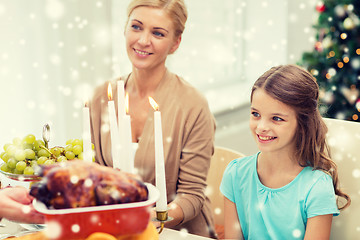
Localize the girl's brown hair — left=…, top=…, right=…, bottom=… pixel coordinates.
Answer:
left=251, top=64, right=350, bottom=210
left=126, top=0, right=188, bottom=38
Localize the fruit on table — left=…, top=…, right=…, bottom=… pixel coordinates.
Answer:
left=86, top=223, right=159, bottom=240
left=0, top=134, right=94, bottom=175
left=86, top=233, right=118, bottom=240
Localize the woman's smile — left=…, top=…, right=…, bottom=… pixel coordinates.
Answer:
left=133, top=48, right=153, bottom=57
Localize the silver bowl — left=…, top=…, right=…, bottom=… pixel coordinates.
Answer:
left=0, top=163, right=41, bottom=181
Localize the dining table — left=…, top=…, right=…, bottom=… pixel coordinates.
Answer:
left=0, top=172, right=213, bottom=240
left=159, top=228, right=212, bottom=240
left=0, top=218, right=213, bottom=240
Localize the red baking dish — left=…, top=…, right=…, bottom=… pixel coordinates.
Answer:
left=33, top=183, right=159, bottom=240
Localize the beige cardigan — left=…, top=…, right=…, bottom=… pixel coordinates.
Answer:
left=89, top=70, right=217, bottom=238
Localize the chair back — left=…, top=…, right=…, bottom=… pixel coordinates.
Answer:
left=206, top=146, right=245, bottom=226
left=324, top=118, right=360, bottom=240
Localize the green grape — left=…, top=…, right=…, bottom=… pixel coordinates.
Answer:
left=79, top=139, right=83, bottom=147
left=77, top=152, right=83, bottom=160
left=12, top=137, right=22, bottom=146
left=64, top=144, right=73, bottom=152
left=16, top=161, right=27, bottom=172
left=23, top=166, right=34, bottom=175
left=65, top=151, right=75, bottom=160
left=24, top=149, right=36, bottom=159
left=7, top=158, right=17, bottom=169
left=0, top=152, right=10, bottom=163
left=37, top=156, right=48, bottom=165
left=13, top=168, right=23, bottom=174
left=57, top=147, right=65, bottom=155
left=92, top=143, right=95, bottom=150
left=5, top=145, right=17, bottom=156
left=22, top=143, right=33, bottom=150
left=72, top=145, right=82, bottom=155
left=30, top=160, right=38, bottom=167
left=34, top=140, right=45, bottom=151
left=1, top=163, right=9, bottom=172
left=23, top=134, right=36, bottom=144
left=3, top=143, right=11, bottom=151
left=14, top=150, right=26, bottom=161
left=72, top=139, right=81, bottom=146
left=66, top=139, right=74, bottom=145
left=50, top=147, right=61, bottom=157
left=38, top=149, right=50, bottom=157
left=44, top=159, right=55, bottom=165
left=57, top=156, right=67, bottom=162
left=1, top=134, right=90, bottom=175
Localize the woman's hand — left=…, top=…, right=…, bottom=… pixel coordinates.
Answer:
left=0, top=186, right=45, bottom=224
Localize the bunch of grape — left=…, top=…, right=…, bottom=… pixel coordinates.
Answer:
left=0, top=134, right=94, bottom=175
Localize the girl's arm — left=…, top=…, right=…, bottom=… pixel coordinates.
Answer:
left=224, top=196, right=243, bottom=240
left=304, top=214, right=333, bottom=240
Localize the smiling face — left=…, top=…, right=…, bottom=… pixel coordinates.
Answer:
left=249, top=88, right=298, bottom=155
left=124, top=7, right=181, bottom=71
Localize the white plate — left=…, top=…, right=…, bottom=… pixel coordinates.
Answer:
left=19, top=224, right=45, bottom=231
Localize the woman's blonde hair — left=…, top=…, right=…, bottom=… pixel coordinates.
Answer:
left=251, top=64, right=351, bottom=210
left=126, top=0, right=188, bottom=38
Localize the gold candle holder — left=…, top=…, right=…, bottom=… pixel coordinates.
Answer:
left=154, top=209, right=173, bottom=234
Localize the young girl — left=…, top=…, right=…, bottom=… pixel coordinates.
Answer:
left=220, top=64, right=350, bottom=239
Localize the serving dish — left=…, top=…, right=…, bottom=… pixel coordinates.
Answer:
left=33, top=183, right=159, bottom=240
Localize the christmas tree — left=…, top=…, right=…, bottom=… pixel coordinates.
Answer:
left=299, top=0, right=360, bottom=122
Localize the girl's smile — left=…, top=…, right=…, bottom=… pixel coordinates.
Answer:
left=257, top=134, right=277, bottom=143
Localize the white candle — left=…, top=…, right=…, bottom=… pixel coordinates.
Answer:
left=117, top=80, right=127, bottom=171
left=117, top=81, right=134, bottom=173
left=82, top=102, right=92, bottom=162
left=149, top=97, right=167, bottom=212
left=117, top=80, right=126, bottom=126
left=122, top=92, right=134, bottom=173
left=108, top=83, right=121, bottom=169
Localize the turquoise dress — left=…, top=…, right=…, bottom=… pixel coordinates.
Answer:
left=220, top=152, right=339, bottom=240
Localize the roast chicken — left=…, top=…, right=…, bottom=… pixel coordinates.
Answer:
left=30, top=160, right=148, bottom=209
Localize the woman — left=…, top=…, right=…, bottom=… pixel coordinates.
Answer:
left=89, top=0, right=217, bottom=238
left=220, top=64, right=350, bottom=239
